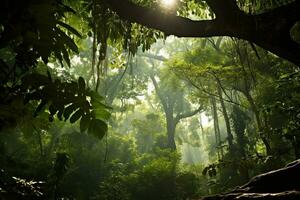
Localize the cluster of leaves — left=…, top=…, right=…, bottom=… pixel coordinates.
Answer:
left=21, top=72, right=110, bottom=140
left=178, top=0, right=213, bottom=20
left=0, top=169, right=44, bottom=199
left=237, top=0, right=295, bottom=13
left=264, top=72, right=300, bottom=144
left=97, top=150, right=200, bottom=200
left=132, top=113, right=165, bottom=153
left=82, top=0, right=164, bottom=60
left=0, top=0, right=82, bottom=84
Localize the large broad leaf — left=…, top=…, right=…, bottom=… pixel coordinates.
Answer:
left=78, top=77, right=85, bottom=94
left=93, top=108, right=111, bottom=121
left=69, top=109, right=83, bottom=123
left=90, top=91, right=111, bottom=109
left=88, top=119, right=107, bottom=140
left=34, top=99, right=48, bottom=117
left=80, top=114, right=90, bottom=133
left=61, top=45, right=71, bottom=67
left=63, top=103, right=78, bottom=121
left=49, top=104, right=58, bottom=116
left=57, top=21, right=82, bottom=38
left=21, top=74, right=110, bottom=138
left=55, top=28, right=79, bottom=53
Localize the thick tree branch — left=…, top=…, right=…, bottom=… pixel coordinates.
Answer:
left=150, top=74, right=168, bottom=110
left=205, top=0, right=244, bottom=19
left=175, top=106, right=202, bottom=124
left=107, top=0, right=233, bottom=37
left=186, top=76, right=244, bottom=108
left=259, top=0, right=300, bottom=28
left=106, top=0, right=300, bottom=66
left=137, top=52, right=167, bottom=61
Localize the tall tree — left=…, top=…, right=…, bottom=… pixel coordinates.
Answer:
left=150, top=72, right=201, bottom=150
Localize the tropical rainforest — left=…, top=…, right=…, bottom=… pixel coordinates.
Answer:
left=0, top=0, right=300, bottom=199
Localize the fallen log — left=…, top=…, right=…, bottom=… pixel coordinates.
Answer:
left=200, top=160, right=300, bottom=200
left=201, top=191, right=300, bottom=200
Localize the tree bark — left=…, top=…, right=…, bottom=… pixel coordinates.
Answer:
left=199, top=114, right=205, bottom=141
left=166, top=112, right=177, bottom=150
left=216, top=82, right=233, bottom=149
left=211, top=95, right=223, bottom=159
left=150, top=74, right=201, bottom=150
left=106, top=0, right=300, bottom=66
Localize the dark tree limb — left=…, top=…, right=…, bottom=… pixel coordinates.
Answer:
left=205, top=0, right=244, bottom=19
left=106, top=0, right=300, bottom=66
left=201, top=191, right=300, bottom=200
left=174, top=106, right=202, bottom=124
left=200, top=159, right=300, bottom=200
left=137, top=52, right=167, bottom=61
left=106, top=0, right=237, bottom=37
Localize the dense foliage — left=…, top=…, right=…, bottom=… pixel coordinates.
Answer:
left=0, top=0, right=299, bottom=199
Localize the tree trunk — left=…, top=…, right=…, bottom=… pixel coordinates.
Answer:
left=166, top=112, right=177, bottom=150
left=211, top=95, right=223, bottom=159
left=199, top=113, right=205, bottom=141
left=217, top=84, right=233, bottom=149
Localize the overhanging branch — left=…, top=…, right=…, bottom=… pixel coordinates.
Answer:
left=175, top=106, right=202, bottom=125
left=106, top=0, right=232, bottom=37
left=105, top=0, right=300, bottom=66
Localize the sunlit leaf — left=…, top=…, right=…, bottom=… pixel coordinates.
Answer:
left=57, top=21, right=82, bottom=38
left=55, top=28, right=79, bottom=53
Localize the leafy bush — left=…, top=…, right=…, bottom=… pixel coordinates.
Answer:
left=96, top=150, right=200, bottom=200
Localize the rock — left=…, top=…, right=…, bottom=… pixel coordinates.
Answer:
left=199, top=160, right=300, bottom=200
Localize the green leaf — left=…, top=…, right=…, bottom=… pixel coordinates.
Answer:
left=56, top=28, right=79, bottom=53
left=69, top=109, right=83, bottom=123
left=49, top=104, right=58, bottom=116
left=88, top=119, right=107, bottom=140
left=61, top=4, right=76, bottom=14
left=54, top=50, right=64, bottom=67
left=26, top=91, right=43, bottom=101
left=78, top=77, right=85, bottom=93
left=61, top=46, right=71, bottom=67
left=80, top=114, right=90, bottom=133
left=63, top=103, right=78, bottom=121
left=93, top=108, right=111, bottom=121
left=90, top=92, right=112, bottom=110
left=34, top=99, right=48, bottom=117
left=57, top=109, right=64, bottom=120
left=57, top=21, right=82, bottom=38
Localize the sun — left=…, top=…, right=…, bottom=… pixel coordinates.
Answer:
left=161, top=0, right=176, bottom=8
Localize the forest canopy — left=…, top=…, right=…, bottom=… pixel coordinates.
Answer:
left=0, top=0, right=300, bottom=199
